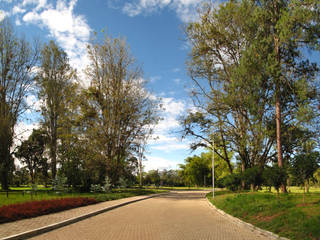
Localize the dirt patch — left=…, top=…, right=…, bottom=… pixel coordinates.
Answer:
left=253, top=212, right=283, bottom=222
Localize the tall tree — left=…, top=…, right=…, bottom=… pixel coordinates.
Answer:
left=253, top=0, right=320, bottom=192
left=36, top=40, right=75, bottom=179
left=83, top=34, right=159, bottom=185
left=15, top=129, right=47, bottom=184
left=0, top=20, right=39, bottom=190
left=184, top=0, right=320, bottom=193
left=184, top=0, right=275, bottom=179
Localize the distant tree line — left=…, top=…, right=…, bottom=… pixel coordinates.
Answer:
left=0, top=19, right=159, bottom=191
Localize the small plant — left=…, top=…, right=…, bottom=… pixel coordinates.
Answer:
left=119, top=177, right=128, bottom=188
left=52, top=175, right=67, bottom=192
left=90, top=184, right=105, bottom=193
left=104, top=176, right=112, bottom=192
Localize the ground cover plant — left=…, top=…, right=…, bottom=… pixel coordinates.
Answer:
left=207, top=190, right=320, bottom=240
left=0, top=197, right=97, bottom=223
left=0, top=188, right=164, bottom=207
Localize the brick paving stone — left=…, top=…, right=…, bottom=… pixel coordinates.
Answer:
left=0, top=195, right=149, bottom=239
left=29, top=191, right=273, bottom=240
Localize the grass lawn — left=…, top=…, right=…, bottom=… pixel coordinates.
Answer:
left=0, top=188, right=166, bottom=207
left=207, top=190, right=320, bottom=240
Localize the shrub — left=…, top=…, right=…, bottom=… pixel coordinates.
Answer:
left=90, top=184, right=105, bottom=193
left=0, top=197, right=97, bottom=223
left=263, top=165, right=287, bottom=193
left=222, top=173, right=241, bottom=191
left=241, top=166, right=264, bottom=191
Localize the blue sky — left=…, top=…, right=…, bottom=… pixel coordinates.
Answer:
left=0, top=0, right=212, bottom=171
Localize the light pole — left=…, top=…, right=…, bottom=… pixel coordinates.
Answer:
left=212, top=135, right=215, bottom=198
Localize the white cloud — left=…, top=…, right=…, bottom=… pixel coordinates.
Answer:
left=120, top=0, right=207, bottom=22
left=12, top=0, right=91, bottom=86
left=0, top=9, right=10, bottom=21
left=12, top=5, right=26, bottom=14
left=14, top=121, right=40, bottom=145
left=150, top=75, right=161, bottom=83
left=147, top=96, right=191, bottom=155
left=26, top=95, right=42, bottom=113
left=174, top=78, right=181, bottom=84
left=144, top=155, right=177, bottom=171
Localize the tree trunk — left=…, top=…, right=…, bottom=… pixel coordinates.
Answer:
left=139, top=157, right=143, bottom=188
left=274, top=22, right=286, bottom=193
left=241, top=161, right=245, bottom=190
left=303, top=181, right=306, bottom=204
left=306, top=179, right=309, bottom=193
left=0, top=169, right=9, bottom=190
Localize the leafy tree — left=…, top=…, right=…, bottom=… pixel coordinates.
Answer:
left=0, top=20, right=39, bottom=190
left=184, top=0, right=320, bottom=194
left=251, top=0, right=320, bottom=192
left=179, top=150, right=231, bottom=187
left=12, top=166, right=29, bottom=187
left=36, top=40, right=76, bottom=179
left=83, top=34, right=159, bottom=185
left=183, top=0, right=276, bottom=184
left=241, top=166, right=264, bottom=191
left=160, top=169, right=184, bottom=187
left=15, top=129, right=47, bottom=184
left=263, top=165, right=287, bottom=196
left=291, top=151, right=319, bottom=202
left=144, top=170, right=161, bottom=187
left=222, top=173, right=241, bottom=192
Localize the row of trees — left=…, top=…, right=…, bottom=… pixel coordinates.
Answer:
left=0, top=20, right=159, bottom=190
left=182, top=0, right=320, bottom=193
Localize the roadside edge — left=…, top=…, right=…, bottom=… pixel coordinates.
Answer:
left=205, top=197, right=290, bottom=240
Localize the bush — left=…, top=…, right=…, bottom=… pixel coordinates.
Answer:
left=0, top=197, right=97, bottom=223
left=241, top=166, right=264, bottom=191
left=222, top=173, right=241, bottom=191
left=263, top=165, right=287, bottom=193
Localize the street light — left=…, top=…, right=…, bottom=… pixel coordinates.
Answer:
left=212, top=134, right=215, bottom=198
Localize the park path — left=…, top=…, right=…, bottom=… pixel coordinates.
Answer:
left=30, top=191, right=271, bottom=240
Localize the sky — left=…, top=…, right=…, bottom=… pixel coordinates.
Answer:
left=0, top=0, right=215, bottom=171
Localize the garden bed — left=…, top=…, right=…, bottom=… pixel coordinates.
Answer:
left=0, top=197, right=97, bottom=223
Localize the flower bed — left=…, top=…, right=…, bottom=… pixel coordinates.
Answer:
left=0, top=197, right=97, bottom=223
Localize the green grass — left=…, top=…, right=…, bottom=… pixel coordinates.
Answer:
left=0, top=188, right=166, bottom=207
left=207, top=190, right=320, bottom=240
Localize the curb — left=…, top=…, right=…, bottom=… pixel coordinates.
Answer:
left=206, top=198, right=290, bottom=240
left=3, top=193, right=167, bottom=240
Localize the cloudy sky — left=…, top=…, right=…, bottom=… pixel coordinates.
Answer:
left=0, top=0, right=215, bottom=171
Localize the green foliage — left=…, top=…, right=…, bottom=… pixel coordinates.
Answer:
left=15, top=129, right=48, bottom=184
left=144, top=170, right=161, bottom=187
left=36, top=40, right=76, bottom=180
left=184, top=0, right=320, bottom=194
left=263, top=165, right=287, bottom=193
left=222, top=173, right=241, bottom=192
left=83, top=34, right=159, bottom=185
left=179, top=150, right=232, bottom=187
left=291, top=151, right=320, bottom=186
left=0, top=19, right=39, bottom=190
left=241, top=166, right=264, bottom=191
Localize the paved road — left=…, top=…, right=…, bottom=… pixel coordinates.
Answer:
left=31, top=191, right=270, bottom=240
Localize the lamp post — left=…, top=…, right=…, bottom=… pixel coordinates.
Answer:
left=212, top=135, right=215, bottom=198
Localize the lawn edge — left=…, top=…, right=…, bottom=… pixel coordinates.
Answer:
left=2, top=192, right=168, bottom=240
left=205, top=196, right=290, bottom=240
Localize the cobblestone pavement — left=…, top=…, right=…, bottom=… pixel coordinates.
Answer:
left=0, top=195, right=151, bottom=239
left=30, top=191, right=271, bottom=240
